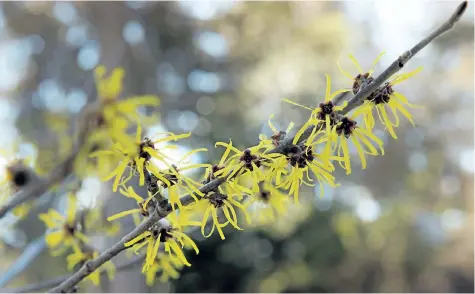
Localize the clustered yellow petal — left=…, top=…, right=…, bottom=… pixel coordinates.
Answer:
left=39, top=195, right=88, bottom=258
left=38, top=57, right=419, bottom=287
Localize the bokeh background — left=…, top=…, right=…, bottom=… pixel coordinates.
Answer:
left=0, top=1, right=473, bottom=293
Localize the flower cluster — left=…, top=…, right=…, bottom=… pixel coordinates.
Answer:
left=0, top=54, right=422, bottom=288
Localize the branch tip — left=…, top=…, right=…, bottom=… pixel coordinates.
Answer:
left=455, top=1, right=468, bottom=20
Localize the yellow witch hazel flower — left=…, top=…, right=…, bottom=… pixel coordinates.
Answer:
left=278, top=145, right=338, bottom=204
left=191, top=180, right=251, bottom=240
left=282, top=74, right=351, bottom=145
left=91, top=124, right=191, bottom=192
left=83, top=65, right=161, bottom=163
left=67, top=250, right=116, bottom=286
left=0, top=158, right=34, bottom=218
left=157, top=148, right=211, bottom=211
left=318, top=112, right=385, bottom=175
left=0, top=143, right=36, bottom=207
left=39, top=194, right=88, bottom=256
left=213, top=140, right=284, bottom=194
left=124, top=216, right=199, bottom=275
left=258, top=114, right=295, bottom=152
left=245, top=180, right=289, bottom=225
left=94, top=65, right=161, bottom=128
left=145, top=252, right=185, bottom=286
left=338, top=52, right=423, bottom=139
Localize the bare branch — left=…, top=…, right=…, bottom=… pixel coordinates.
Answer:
left=332, top=91, right=350, bottom=105
left=0, top=102, right=101, bottom=219
left=340, top=1, right=468, bottom=114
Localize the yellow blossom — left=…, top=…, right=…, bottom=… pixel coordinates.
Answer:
left=38, top=194, right=88, bottom=256
left=279, top=146, right=338, bottom=203
left=282, top=74, right=351, bottom=145
left=159, top=148, right=211, bottom=211
left=124, top=218, right=199, bottom=274
left=192, top=184, right=251, bottom=240
left=352, top=68, right=423, bottom=139
left=320, top=115, right=385, bottom=175
left=258, top=114, right=295, bottom=152
left=90, top=124, right=191, bottom=192
left=245, top=180, right=289, bottom=225
left=213, top=140, right=279, bottom=194
left=0, top=143, right=36, bottom=208
left=338, top=52, right=423, bottom=139
left=145, top=252, right=185, bottom=286
left=84, top=65, right=161, bottom=169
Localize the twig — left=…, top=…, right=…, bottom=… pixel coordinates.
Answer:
left=39, top=2, right=468, bottom=292
left=2, top=253, right=145, bottom=293
left=0, top=101, right=101, bottom=219
left=340, top=1, right=468, bottom=114
left=332, top=91, right=350, bottom=105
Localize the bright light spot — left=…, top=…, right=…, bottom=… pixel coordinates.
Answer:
left=313, top=183, right=333, bottom=211
left=355, top=198, right=381, bottom=223
left=337, top=183, right=366, bottom=206
left=458, top=148, right=474, bottom=174
left=0, top=99, right=19, bottom=121
left=53, top=2, right=78, bottom=26
left=338, top=183, right=381, bottom=222
left=441, top=209, right=465, bottom=231
left=123, top=21, right=145, bottom=45
left=453, top=109, right=473, bottom=130
left=188, top=70, right=221, bottom=93
left=0, top=156, right=8, bottom=178
left=145, top=124, right=204, bottom=174
left=0, top=40, right=31, bottom=92
left=156, top=63, right=185, bottom=97
left=126, top=1, right=148, bottom=10
left=196, top=31, right=229, bottom=58
left=66, top=25, right=88, bottom=47
left=77, top=177, right=101, bottom=209
left=26, top=35, right=45, bottom=55
left=67, top=88, right=88, bottom=113
left=38, top=79, right=68, bottom=113
left=415, top=211, right=445, bottom=245
left=178, top=111, right=199, bottom=132
left=408, top=151, right=427, bottom=172
left=196, top=96, right=216, bottom=116
left=277, top=63, right=301, bottom=93
left=18, top=143, right=37, bottom=164
left=440, top=175, right=460, bottom=196
left=77, top=42, right=100, bottom=70
left=194, top=117, right=212, bottom=137
left=178, top=0, right=237, bottom=21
